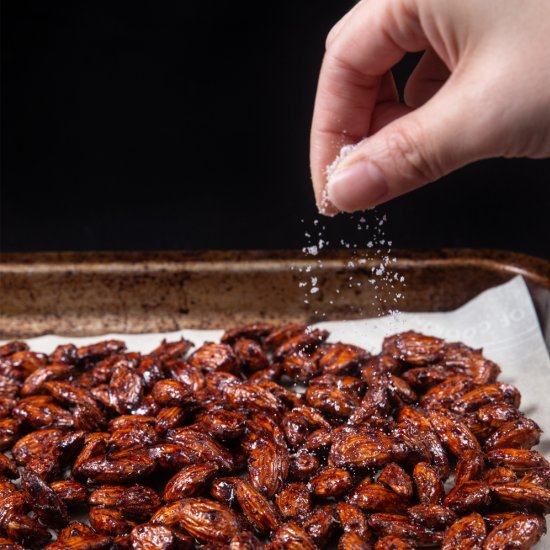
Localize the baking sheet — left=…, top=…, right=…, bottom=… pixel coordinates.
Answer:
left=3, top=275, right=550, bottom=547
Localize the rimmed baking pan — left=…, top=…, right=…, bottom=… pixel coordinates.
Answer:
left=1, top=249, right=549, bottom=341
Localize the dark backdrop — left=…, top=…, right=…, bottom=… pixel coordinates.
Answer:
left=2, top=1, right=549, bottom=258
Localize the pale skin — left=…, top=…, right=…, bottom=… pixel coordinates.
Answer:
left=310, top=0, right=550, bottom=215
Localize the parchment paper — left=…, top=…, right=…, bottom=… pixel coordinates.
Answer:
left=4, top=275, right=550, bottom=547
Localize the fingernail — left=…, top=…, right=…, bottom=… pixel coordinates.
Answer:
left=327, top=160, right=388, bottom=212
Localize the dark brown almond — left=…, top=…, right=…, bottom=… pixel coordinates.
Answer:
left=521, top=467, right=550, bottom=489
left=454, top=450, right=485, bottom=486
left=116, top=485, right=162, bottom=522
left=315, top=342, right=369, bottom=375
left=484, top=417, right=541, bottom=451
left=289, top=452, right=320, bottom=481
left=150, top=338, right=193, bottom=360
left=451, top=383, right=521, bottom=415
left=176, top=498, right=240, bottom=543
left=234, top=478, right=280, bottom=534
left=441, top=512, right=486, bottom=550
left=247, top=437, right=289, bottom=498
left=197, top=409, right=246, bottom=441
left=0, top=452, right=18, bottom=479
left=335, top=502, right=371, bottom=540
left=108, top=362, right=144, bottom=414
left=155, top=406, right=187, bottom=434
left=166, top=428, right=234, bottom=471
left=20, top=467, right=69, bottom=529
left=77, top=453, right=156, bottom=483
left=378, top=463, right=413, bottom=500
left=491, top=482, right=550, bottom=512
left=485, top=448, right=550, bottom=471
left=271, top=522, right=318, bottom=549
left=368, top=513, right=443, bottom=546
left=264, top=323, right=308, bottom=351
left=221, top=322, right=274, bottom=344
left=273, top=329, right=329, bottom=360
left=301, top=504, right=336, bottom=546
left=483, top=466, right=518, bottom=485
left=275, top=483, right=312, bottom=518
left=444, top=481, right=491, bottom=514
left=57, top=521, right=96, bottom=540
left=224, top=382, right=284, bottom=417
left=413, top=462, right=444, bottom=505
left=428, top=409, right=481, bottom=456
left=50, top=480, right=88, bottom=504
left=329, top=433, right=395, bottom=470
left=420, top=375, right=476, bottom=410
left=89, top=485, right=127, bottom=507
left=308, top=467, right=353, bottom=498
left=384, top=331, right=445, bottom=365
left=484, top=513, right=546, bottom=549
left=233, top=338, right=269, bottom=372
left=130, top=523, right=178, bottom=550
left=188, top=343, right=239, bottom=374
left=89, top=507, right=134, bottom=536
left=348, top=483, right=406, bottom=514
left=163, top=463, right=219, bottom=502
left=406, top=504, right=457, bottom=530
left=152, top=380, right=194, bottom=407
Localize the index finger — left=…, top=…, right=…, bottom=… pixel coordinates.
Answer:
left=310, top=0, right=428, bottom=212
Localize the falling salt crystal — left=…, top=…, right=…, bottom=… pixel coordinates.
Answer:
left=347, top=261, right=355, bottom=268
left=311, top=276, right=318, bottom=285
left=313, top=219, right=319, bottom=226
left=304, top=245, right=318, bottom=256
left=299, top=282, right=307, bottom=288
left=305, top=266, right=312, bottom=273
left=305, top=232, right=311, bottom=238
left=310, top=287, right=319, bottom=294
left=359, top=216, right=366, bottom=223
left=367, top=241, right=373, bottom=248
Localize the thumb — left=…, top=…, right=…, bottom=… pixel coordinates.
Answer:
left=326, top=79, right=498, bottom=212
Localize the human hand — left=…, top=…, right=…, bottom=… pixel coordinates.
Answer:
left=310, top=0, right=550, bottom=214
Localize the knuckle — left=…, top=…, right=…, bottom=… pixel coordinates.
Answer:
left=385, top=122, right=442, bottom=183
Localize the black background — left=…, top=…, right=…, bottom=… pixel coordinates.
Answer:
left=2, top=1, right=549, bottom=258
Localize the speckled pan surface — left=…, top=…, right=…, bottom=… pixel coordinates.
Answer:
left=1, top=249, right=549, bottom=339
